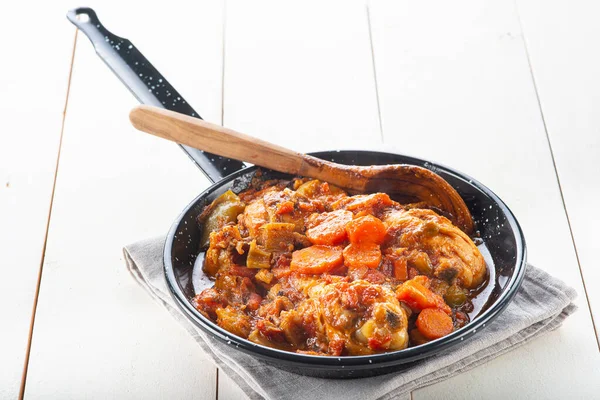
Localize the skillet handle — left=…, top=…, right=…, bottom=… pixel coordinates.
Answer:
left=66, top=7, right=246, bottom=183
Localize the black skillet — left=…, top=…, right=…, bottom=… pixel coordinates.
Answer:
left=68, top=8, right=527, bottom=378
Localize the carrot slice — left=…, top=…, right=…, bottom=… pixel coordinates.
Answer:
left=416, top=308, right=454, bottom=340
left=343, top=242, right=382, bottom=269
left=393, top=257, right=408, bottom=281
left=290, top=245, right=343, bottom=274
left=345, top=215, right=387, bottom=244
left=396, top=278, right=451, bottom=314
left=306, top=210, right=352, bottom=245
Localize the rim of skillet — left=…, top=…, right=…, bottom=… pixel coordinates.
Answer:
left=163, top=150, right=527, bottom=369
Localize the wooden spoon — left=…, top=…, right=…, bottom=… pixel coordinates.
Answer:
left=129, top=105, right=474, bottom=233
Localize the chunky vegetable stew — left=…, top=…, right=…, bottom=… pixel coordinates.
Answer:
left=193, top=175, right=487, bottom=356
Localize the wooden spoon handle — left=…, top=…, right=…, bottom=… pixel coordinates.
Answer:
left=129, top=105, right=473, bottom=232
left=129, top=105, right=304, bottom=175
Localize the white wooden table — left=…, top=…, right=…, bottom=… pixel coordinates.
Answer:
left=2, top=0, right=599, bottom=398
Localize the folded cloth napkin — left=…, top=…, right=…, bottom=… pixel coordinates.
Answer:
left=124, top=237, right=577, bottom=400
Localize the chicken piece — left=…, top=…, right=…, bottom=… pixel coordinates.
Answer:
left=213, top=274, right=256, bottom=305
left=382, top=208, right=486, bottom=289
left=289, top=278, right=408, bottom=355
left=203, top=225, right=242, bottom=276
left=294, top=179, right=348, bottom=208
left=215, top=306, right=252, bottom=338
left=279, top=298, right=328, bottom=351
left=263, top=188, right=305, bottom=231
left=353, top=301, right=409, bottom=352
left=320, top=280, right=409, bottom=354
left=240, top=198, right=269, bottom=237
left=332, top=193, right=396, bottom=216
left=192, top=288, right=228, bottom=320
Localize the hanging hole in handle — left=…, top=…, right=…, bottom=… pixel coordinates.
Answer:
left=77, top=13, right=90, bottom=23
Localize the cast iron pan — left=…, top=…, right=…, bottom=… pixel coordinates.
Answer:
left=68, top=8, right=527, bottom=378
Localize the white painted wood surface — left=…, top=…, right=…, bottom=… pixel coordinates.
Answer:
left=369, top=0, right=600, bottom=398
left=2, top=0, right=598, bottom=398
left=517, top=0, right=600, bottom=343
left=0, top=1, right=74, bottom=398
left=23, top=1, right=223, bottom=398
left=222, top=0, right=381, bottom=152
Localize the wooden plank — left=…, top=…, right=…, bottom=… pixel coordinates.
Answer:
left=218, top=372, right=248, bottom=400
left=0, top=2, right=75, bottom=398
left=516, top=0, right=600, bottom=343
left=218, top=0, right=378, bottom=397
left=23, top=1, right=224, bottom=397
left=222, top=0, right=380, bottom=153
left=369, top=0, right=600, bottom=398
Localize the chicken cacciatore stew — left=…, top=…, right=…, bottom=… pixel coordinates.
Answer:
left=193, top=172, right=488, bottom=356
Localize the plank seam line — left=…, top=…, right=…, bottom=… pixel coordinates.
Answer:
left=217, top=2, right=227, bottom=397
left=221, top=0, right=228, bottom=126
left=215, top=368, right=220, bottom=400
left=18, top=28, right=79, bottom=399
left=514, top=0, right=599, bottom=349
left=366, top=2, right=384, bottom=143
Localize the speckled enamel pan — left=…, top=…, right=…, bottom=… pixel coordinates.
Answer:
left=69, top=8, right=527, bottom=378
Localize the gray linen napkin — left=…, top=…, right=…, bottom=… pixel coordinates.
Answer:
left=124, top=236, right=577, bottom=400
